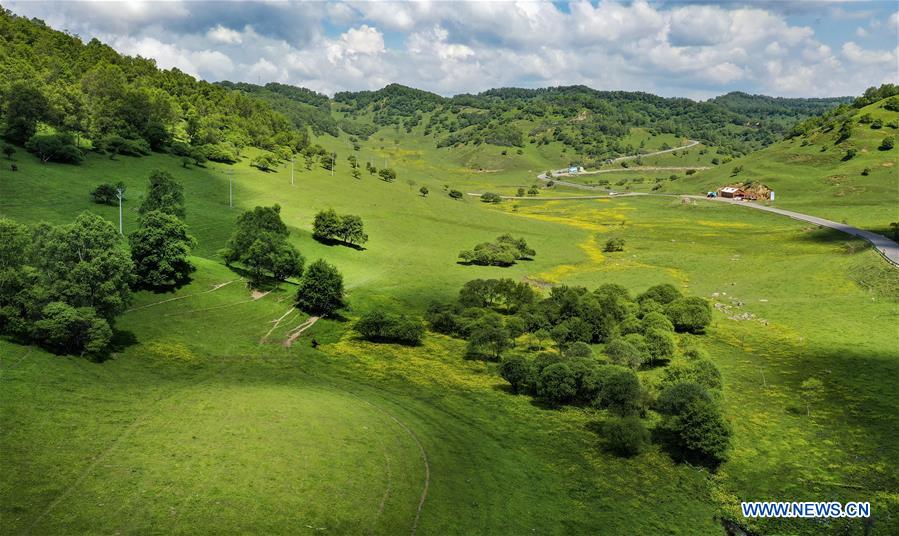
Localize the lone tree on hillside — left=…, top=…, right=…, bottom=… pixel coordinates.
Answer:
left=128, top=210, right=196, bottom=289
left=880, top=136, right=894, bottom=150
left=139, top=170, right=185, bottom=219
left=378, top=167, right=397, bottom=182
left=312, top=209, right=368, bottom=247
left=91, top=182, right=125, bottom=205
left=419, top=186, right=429, bottom=197
left=224, top=204, right=304, bottom=286
left=295, top=259, right=346, bottom=315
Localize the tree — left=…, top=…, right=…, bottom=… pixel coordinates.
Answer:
left=25, top=133, right=83, bottom=164
left=661, top=359, right=722, bottom=391
left=3, top=82, right=49, bottom=144
left=378, top=167, right=397, bottom=182
left=32, top=302, right=112, bottom=358
left=351, top=168, right=361, bottom=180
left=243, top=234, right=304, bottom=285
left=466, top=317, right=512, bottom=360
left=880, top=136, right=894, bottom=150
left=90, top=182, right=125, bottom=205
left=128, top=210, right=196, bottom=289
left=602, top=416, right=650, bottom=457
left=640, top=311, right=674, bottom=333
left=419, top=186, right=429, bottom=197
left=843, top=148, right=857, bottom=161
left=565, top=341, right=593, bottom=358
left=638, top=284, right=682, bottom=305
left=656, top=399, right=731, bottom=468
left=605, top=338, right=643, bottom=369
left=644, top=328, right=676, bottom=364
left=295, top=259, right=346, bottom=315
left=225, top=205, right=289, bottom=263
left=604, top=237, right=625, bottom=252
left=449, top=189, right=463, bottom=199
left=29, top=212, right=133, bottom=321
left=500, top=356, right=531, bottom=393
left=597, top=369, right=642, bottom=416
left=320, top=153, right=335, bottom=171
left=458, top=235, right=536, bottom=266
left=139, top=170, right=185, bottom=219
left=537, top=363, right=578, bottom=406
left=312, top=209, right=342, bottom=242
left=665, top=296, right=712, bottom=333
left=355, top=310, right=424, bottom=345
left=480, top=192, right=502, bottom=203
left=337, top=214, right=368, bottom=246
left=2, top=145, right=14, bottom=160
left=251, top=153, right=279, bottom=171
left=517, top=187, right=526, bottom=197
left=656, top=381, right=711, bottom=416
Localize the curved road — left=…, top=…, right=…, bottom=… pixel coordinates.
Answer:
left=525, top=139, right=898, bottom=266
left=537, top=140, right=701, bottom=190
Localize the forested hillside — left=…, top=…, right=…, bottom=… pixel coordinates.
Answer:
left=0, top=8, right=306, bottom=163
left=334, top=85, right=851, bottom=164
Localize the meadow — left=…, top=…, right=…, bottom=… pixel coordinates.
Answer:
left=1, top=116, right=898, bottom=536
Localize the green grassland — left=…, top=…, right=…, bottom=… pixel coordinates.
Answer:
left=664, top=101, right=899, bottom=232
left=2, top=112, right=899, bottom=536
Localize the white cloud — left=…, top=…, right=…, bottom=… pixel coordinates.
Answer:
left=207, top=25, right=243, bottom=45
left=4, top=0, right=898, bottom=98
left=842, top=41, right=897, bottom=65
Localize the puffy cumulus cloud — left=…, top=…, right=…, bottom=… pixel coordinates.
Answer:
left=108, top=36, right=235, bottom=79
left=207, top=25, right=243, bottom=45
left=842, top=42, right=897, bottom=65
left=4, top=0, right=898, bottom=98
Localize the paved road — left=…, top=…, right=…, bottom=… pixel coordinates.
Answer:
left=537, top=140, right=701, bottom=190
left=523, top=139, right=899, bottom=266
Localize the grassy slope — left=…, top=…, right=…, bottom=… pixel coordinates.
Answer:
left=1, top=119, right=898, bottom=535
left=661, top=100, right=899, bottom=233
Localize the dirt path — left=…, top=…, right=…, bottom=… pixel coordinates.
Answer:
left=260, top=307, right=298, bottom=344
left=283, top=316, right=320, bottom=347
left=124, top=279, right=240, bottom=314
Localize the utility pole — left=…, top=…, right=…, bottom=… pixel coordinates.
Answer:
left=115, top=186, right=125, bottom=235
left=291, top=155, right=295, bottom=186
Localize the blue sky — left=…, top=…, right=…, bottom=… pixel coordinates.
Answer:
left=6, top=1, right=898, bottom=99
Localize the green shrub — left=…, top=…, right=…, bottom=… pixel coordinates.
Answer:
left=537, top=363, right=577, bottom=406
left=597, top=369, right=642, bottom=416
left=25, top=133, right=83, bottom=163
left=656, top=399, right=731, bottom=468
left=604, top=237, right=625, bottom=252
left=664, top=296, right=712, bottom=333
left=602, top=416, right=650, bottom=457
left=500, top=356, right=532, bottom=393
left=880, top=136, right=894, bottom=151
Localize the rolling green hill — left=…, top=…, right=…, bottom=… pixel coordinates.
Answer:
left=1, top=9, right=898, bottom=536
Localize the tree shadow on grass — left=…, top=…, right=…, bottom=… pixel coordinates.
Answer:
left=312, top=236, right=366, bottom=251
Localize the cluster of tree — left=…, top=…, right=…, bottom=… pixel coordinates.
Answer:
left=223, top=205, right=304, bottom=286
left=440, top=278, right=728, bottom=466
left=0, top=9, right=303, bottom=164
left=458, top=234, right=536, bottom=266
left=312, top=209, right=368, bottom=247
left=0, top=214, right=132, bottom=358
left=354, top=310, right=425, bottom=345
left=428, top=280, right=711, bottom=364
